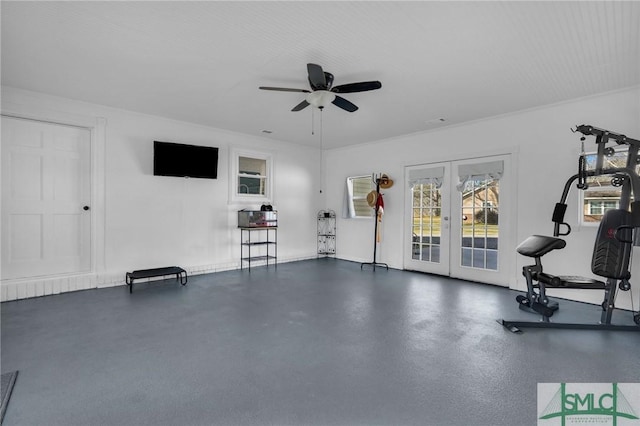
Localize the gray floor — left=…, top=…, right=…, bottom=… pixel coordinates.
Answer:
left=1, top=258, right=639, bottom=426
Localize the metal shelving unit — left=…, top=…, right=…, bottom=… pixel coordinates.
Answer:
left=240, top=227, right=277, bottom=271
left=317, top=210, right=336, bottom=257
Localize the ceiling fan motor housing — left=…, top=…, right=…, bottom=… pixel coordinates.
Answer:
left=309, top=72, right=334, bottom=91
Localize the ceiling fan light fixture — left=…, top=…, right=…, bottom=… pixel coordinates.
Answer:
left=306, top=90, right=335, bottom=109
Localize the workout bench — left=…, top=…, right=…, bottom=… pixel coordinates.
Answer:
left=125, top=266, right=187, bottom=293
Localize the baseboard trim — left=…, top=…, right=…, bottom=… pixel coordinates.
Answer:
left=1, top=254, right=320, bottom=301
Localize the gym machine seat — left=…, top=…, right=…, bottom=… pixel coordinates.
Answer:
left=517, top=235, right=606, bottom=290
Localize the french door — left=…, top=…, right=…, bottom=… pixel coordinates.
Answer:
left=404, top=155, right=512, bottom=286
left=1, top=116, right=92, bottom=279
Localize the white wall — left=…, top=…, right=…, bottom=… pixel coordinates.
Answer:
left=324, top=86, right=640, bottom=309
left=1, top=87, right=321, bottom=300
left=3, top=85, right=640, bottom=309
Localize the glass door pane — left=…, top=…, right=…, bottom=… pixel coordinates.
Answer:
left=412, top=182, right=442, bottom=263
left=405, top=162, right=450, bottom=276
left=460, top=177, right=499, bottom=270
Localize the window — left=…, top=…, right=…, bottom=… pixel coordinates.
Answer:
left=238, top=156, right=266, bottom=195
left=344, top=175, right=374, bottom=218
left=230, top=149, right=272, bottom=203
left=587, top=200, right=618, bottom=216
left=579, top=150, right=636, bottom=224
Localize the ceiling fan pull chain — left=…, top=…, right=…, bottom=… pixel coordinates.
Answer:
left=319, top=109, right=324, bottom=194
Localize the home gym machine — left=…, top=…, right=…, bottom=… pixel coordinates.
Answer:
left=501, top=124, right=640, bottom=332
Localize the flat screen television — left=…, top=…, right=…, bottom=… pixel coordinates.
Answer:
left=154, top=141, right=219, bottom=179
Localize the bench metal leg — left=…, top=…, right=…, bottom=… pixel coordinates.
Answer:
left=126, top=274, right=133, bottom=293
left=177, top=271, right=188, bottom=285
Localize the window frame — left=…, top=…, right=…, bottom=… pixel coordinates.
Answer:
left=229, top=148, right=273, bottom=204
left=345, top=175, right=374, bottom=219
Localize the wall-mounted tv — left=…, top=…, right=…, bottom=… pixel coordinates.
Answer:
left=154, top=141, right=219, bottom=179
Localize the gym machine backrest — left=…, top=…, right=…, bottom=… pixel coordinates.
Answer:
left=591, top=209, right=632, bottom=280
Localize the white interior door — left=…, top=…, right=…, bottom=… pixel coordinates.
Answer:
left=404, top=155, right=512, bottom=286
left=1, top=116, right=91, bottom=279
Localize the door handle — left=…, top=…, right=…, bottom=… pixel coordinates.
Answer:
left=83, top=206, right=90, bottom=211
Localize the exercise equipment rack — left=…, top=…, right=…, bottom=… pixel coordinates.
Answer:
left=501, top=124, right=640, bottom=332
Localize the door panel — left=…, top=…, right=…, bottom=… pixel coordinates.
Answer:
left=405, top=162, right=450, bottom=275
left=1, top=116, right=91, bottom=279
left=405, top=155, right=511, bottom=286
left=450, top=156, right=510, bottom=286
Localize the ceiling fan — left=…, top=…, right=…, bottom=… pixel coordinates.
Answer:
left=259, top=63, right=382, bottom=112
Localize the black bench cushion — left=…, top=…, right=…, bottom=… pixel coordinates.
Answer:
left=127, top=266, right=185, bottom=280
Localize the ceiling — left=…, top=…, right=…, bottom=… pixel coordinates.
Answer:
left=2, top=1, right=639, bottom=149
